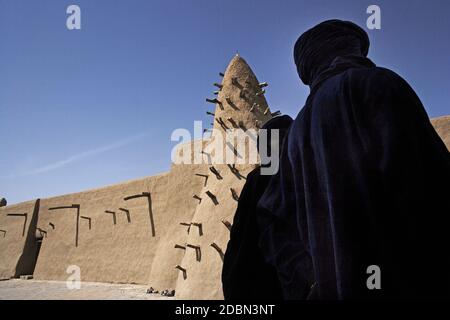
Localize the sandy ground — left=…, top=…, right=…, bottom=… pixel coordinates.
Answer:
left=0, top=279, right=175, bottom=300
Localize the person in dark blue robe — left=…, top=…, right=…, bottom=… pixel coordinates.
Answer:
left=257, top=19, right=450, bottom=299
left=222, top=115, right=293, bottom=300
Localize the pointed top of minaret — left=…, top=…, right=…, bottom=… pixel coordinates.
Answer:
left=210, top=55, right=272, bottom=133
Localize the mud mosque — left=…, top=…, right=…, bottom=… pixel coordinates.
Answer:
left=1, top=55, right=449, bottom=299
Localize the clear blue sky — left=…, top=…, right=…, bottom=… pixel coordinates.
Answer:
left=1, top=0, right=449, bottom=204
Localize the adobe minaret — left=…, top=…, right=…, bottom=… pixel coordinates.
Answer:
left=210, top=54, right=273, bottom=133
left=174, top=55, right=273, bottom=299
